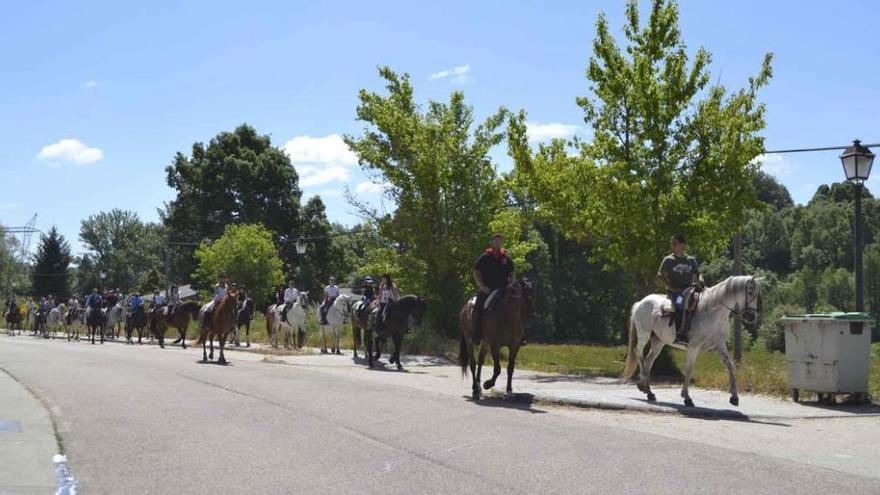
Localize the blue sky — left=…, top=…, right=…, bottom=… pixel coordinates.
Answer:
left=2, top=0, right=879, bottom=256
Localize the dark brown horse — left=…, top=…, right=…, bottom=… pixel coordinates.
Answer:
left=154, top=301, right=200, bottom=349
left=196, top=291, right=237, bottom=364
left=459, top=278, right=536, bottom=399
left=4, top=304, right=22, bottom=336
left=364, top=295, right=426, bottom=370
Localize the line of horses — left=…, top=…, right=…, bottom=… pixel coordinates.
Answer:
left=3, top=275, right=762, bottom=408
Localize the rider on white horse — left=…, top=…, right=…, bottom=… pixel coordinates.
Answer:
left=281, top=280, right=300, bottom=323
left=657, top=234, right=703, bottom=345
left=201, top=274, right=229, bottom=329
left=320, top=277, right=339, bottom=325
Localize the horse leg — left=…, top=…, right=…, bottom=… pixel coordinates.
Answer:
left=218, top=334, right=228, bottom=365
left=640, top=335, right=665, bottom=402
left=366, top=329, right=374, bottom=368
left=475, top=344, right=488, bottom=397
left=352, top=326, right=360, bottom=359
left=320, top=326, right=328, bottom=354
left=393, top=331, right=403, bottom=371
left=202, top=335, right=208, bottom=362
left=334, top=326, right=342, bottom=355
left=505, top=345, right=520, bottom=399
left=483, top=344, right=502, bottom=390
left=718, top=345, right=739, bottom=406
left=245, top=322, right=250, bottom=347
left=209, top=334, right=215, bottom=360
left=681, top=347, right=699, bottom=407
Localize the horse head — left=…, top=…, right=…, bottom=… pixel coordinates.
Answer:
left=741, top=276, right=763, bottom=326
left=519, top=276, right=538, bottom=321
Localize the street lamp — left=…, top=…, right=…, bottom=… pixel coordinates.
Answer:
left=840, top=139, right=876, bottom=312
left=295, top=238, right=308, bottom=256
left=294, top=238, right=308, bottom=287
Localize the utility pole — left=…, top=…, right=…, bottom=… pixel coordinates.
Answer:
left=732, top=232, right=744, bottom=362
left=164, top=246, right=172, bottom=299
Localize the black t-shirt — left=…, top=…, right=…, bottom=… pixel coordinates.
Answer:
left=475, top=250, right=514, bottom=289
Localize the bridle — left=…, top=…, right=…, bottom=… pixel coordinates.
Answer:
left=720, top=277, right=760, bottom=325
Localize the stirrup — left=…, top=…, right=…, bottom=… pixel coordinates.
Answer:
left=674, top=335, right=689, bottom=346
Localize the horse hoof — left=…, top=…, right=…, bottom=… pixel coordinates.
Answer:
left=218, top=358, right=228, bottom=365
left=482, top=380, right=494, bottom=390
left=472, top=391, right=481, bottom=400
left=730, top=396, right=739, bottom=407
left=646, top=393, right=656, bottom=402
left=684, top=398, right=694, bottom=408
left=636, top=383, right=646, bottom=393
left=504, top=392, right=514, bottom=400
left=397, top=364, right=403, bottom=371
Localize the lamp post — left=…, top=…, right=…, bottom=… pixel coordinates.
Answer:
left=295, top=238, right=308, bottom=288
left=840, top=140, right=876, bottom=312
left=99, top=271, right=107, bottom=293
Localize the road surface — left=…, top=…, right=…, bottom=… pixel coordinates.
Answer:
left=1, top=337, right=878, bottom=494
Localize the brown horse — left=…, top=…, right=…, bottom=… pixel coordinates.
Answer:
left=459, top=278, right=536, bottom=399
left=196, top=291, right=237, bottom=364
left=153, top=301, right=200, bottom=349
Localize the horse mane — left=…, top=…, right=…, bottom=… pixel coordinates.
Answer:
left=394, top=295, right=422, bottom=309
left=698, top=276, right=752, bottom=311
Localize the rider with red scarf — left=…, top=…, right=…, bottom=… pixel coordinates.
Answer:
left=472, top=233, right=514, bottom=344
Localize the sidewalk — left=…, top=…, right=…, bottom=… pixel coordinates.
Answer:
left=0, top=366, right=59, bottom=494
left=241, top=345, right=880, bottom=420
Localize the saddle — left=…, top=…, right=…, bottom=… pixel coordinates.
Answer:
left=657, top=286, right=701, bottom=327
left=484, top=287, right=505, bottom=312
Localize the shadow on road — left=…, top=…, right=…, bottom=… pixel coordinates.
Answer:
left=631, top=398, right=790, bottom=426
left=467, top=393, right=547, bottom=414
left=196, top=360, right=234, bottom=366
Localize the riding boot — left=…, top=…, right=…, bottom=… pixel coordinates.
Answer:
left=321, top=306, right=328, bottom=325
left=281, top=303, right=290, bottom=323
left=675, top=310, right=691, bottom=345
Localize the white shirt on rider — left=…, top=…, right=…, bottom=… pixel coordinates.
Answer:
left=283, top=287, right=299, bottom=304
left=324, top=284, right=339, bottom=299
left=213, top=283, right=228, bottom=303
left=154, top=294, right=166, bottom=306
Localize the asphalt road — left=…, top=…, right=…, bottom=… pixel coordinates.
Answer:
left=1, top=337, right=878, bottom=494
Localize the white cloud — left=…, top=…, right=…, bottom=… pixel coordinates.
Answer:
left=82, top=80, right=97, bottom=89
left=754, top=154, right=792, bottom=178
left=0, top=202, right=19, bottom=211
left=429, top=64, right=471, bottom=84
left=281, top=134, right=358, bottom=187
left=526, top=122, right=579, bottom=142
left=355, top=180, right=386, bottom=194
left=37, top=138, right=103, bottom=165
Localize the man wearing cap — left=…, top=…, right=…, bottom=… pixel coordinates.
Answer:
left=472, top=233, right=515, bottom=344
left=320, top=276, right=339, bottom=325
left=282, top=279, right=299, bottom=323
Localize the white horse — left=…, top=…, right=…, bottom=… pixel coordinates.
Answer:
left=621, top=275, right=763, bottom=408
left=317, top=293, right=356, bottom=355
left=105, top=303, right=125, bottom=338
left=268, top=291, right=309, bottom=349
left=47, top=305, right=66, bottom=338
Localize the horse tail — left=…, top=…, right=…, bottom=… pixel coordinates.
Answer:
left=620, top=303, right=640, bottom=382
left=459, top=333, right=469, bottom=376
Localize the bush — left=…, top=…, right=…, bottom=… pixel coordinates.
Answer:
left=760, top=303, right=806, bottom=352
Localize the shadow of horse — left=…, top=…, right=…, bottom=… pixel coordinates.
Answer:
left=466, top=392, right=547, bottom=414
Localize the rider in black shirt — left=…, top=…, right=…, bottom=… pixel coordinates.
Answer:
left=472, top=233, right=514, bottom=343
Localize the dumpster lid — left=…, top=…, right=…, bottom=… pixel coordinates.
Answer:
left=780, top=312, right=874, bottom=320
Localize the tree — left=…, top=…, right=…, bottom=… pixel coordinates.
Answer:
left=0, top=227, right=28, bottom=297
left=753, top=171, right=794, bottom=211
left=32, top=226, right=71, bottom=298
left=509, top=0, right=773, bottom=290
left=345, top=67, right=510, bottom=336
left=78, top=209, right=165, bottom=291
left=163, top=124, right=302, bottom=281
left=137, top=268, right=164, bottom=295
left=193, top=224, right=283, bottom=309
left=297, top=196, right=333, bottom=296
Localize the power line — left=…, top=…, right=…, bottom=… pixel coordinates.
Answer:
left=764, top=143, right=880, bottom=154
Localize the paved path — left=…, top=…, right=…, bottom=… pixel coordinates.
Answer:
left=0, top=362, right=58, bottom=494
left=1, top=336, right=879, bottom=494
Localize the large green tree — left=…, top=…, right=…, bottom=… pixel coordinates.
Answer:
left=193, top=223, right=283, bottom=308
left=32, top=226, right=71, bottom=298
left=345, top=67, right=509, bottom=335
left=296, top=196, right=333, bottom=296
left=164, top=124, right=302, bottom=281
left=78, top=209, right=165, bottom=291
left=0, top=227, right=28, bottom=297
left=509, top=0, right=773, bottom=290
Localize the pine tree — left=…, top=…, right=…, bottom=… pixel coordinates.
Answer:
left=32, top=226, right=71, bottom=298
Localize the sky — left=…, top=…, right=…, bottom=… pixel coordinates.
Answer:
left=2, top=0, right=879, bottom=257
